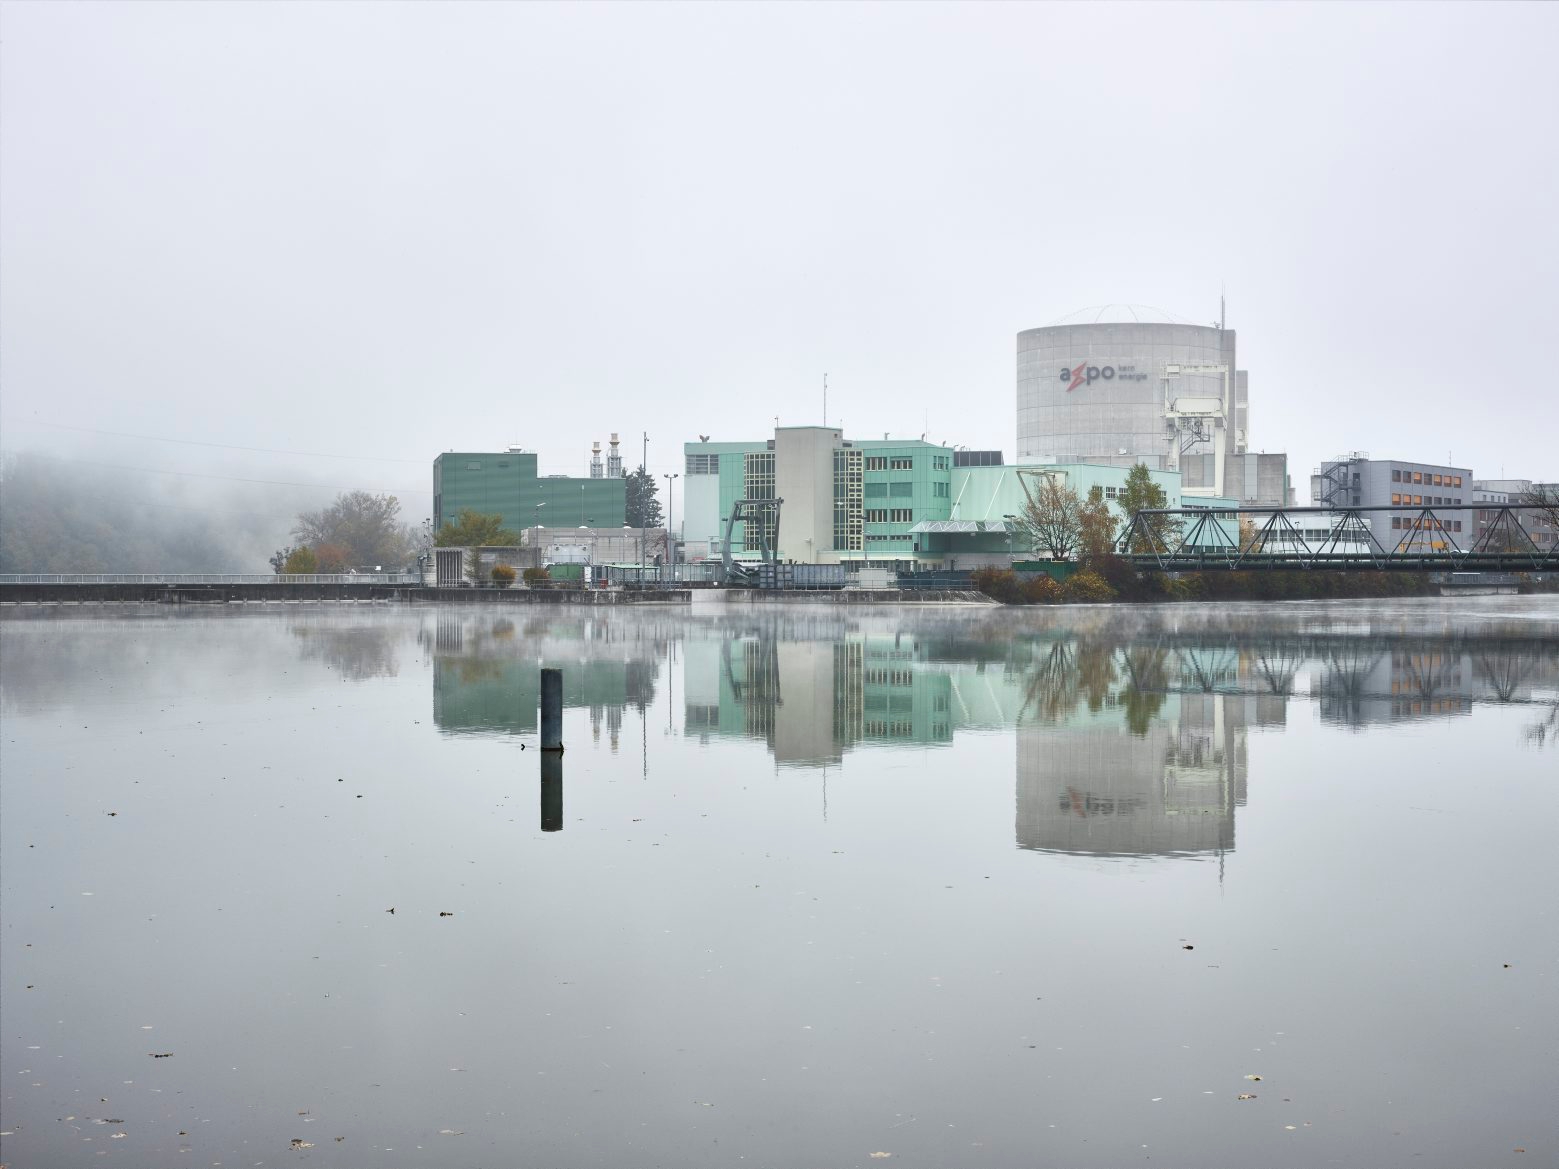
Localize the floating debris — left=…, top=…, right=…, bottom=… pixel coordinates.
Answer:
left=439, top=911, right=454, bottom=918
left=870, top=1153, right=892, bottom=1159
left=1237, top=1093, right=1257, bottom=1101
left=1245, top=1074, right=1262, bottom=1081
left=149, top=1053, right=173, bottom=1059
left=290, top=1138, right=314, bottom=1149
left=1182, top=944, right=1195, bottom=951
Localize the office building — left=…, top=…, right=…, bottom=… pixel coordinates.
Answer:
left=433, top=446, right=626, bottom=536
left=1311, top=455, right=1473, bottom=551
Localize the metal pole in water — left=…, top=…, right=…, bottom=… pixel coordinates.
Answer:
left=540, top=668, right=564, bottom=752
left=540, top=752, right=563, bottom=831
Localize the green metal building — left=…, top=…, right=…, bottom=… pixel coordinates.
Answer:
left=433, top=450, right=626, bottom=536
left=681, top=427, right=1181, bottom=569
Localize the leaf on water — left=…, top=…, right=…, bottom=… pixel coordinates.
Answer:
left=289, top=1138, right=314, bottom=1148
left=1245, top=1074, right=1262, bottom=1081
left=870, top=1153, right=892, bottom=1159
left=1237, top=1094, right=1257, bottom=1101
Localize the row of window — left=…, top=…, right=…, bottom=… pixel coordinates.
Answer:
left=1391, top=517, right=1463, bottom=531
left=1393, top=469, right=1463, bottom=487
left=863, top=509, right=916, bottom=523
left=863, top=455, right=918, bottom=471
left=864, top=482, right=914, bottom=498
left=686, top=454, right=719, bottom=475
left=1391, top=494, right=1462, bottom=506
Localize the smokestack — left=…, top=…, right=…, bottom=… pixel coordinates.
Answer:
left=607, top=432, right=624, bottom=478
left=590, top=441, right=603, bottom=480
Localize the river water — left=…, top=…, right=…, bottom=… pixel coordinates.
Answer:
left=2, top=598, right=1556, bottom=1168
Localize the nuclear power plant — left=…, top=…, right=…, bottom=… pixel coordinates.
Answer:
left=1016, top=305, right=1292, bottom=505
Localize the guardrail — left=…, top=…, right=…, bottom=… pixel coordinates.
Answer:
left=0, top=573, right=423, bottom=585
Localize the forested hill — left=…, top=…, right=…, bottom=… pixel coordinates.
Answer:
left=0, top=452, right=300, bottom=573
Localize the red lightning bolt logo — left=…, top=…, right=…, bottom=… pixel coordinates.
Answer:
left=1066, top=362, right=1087, bottom=392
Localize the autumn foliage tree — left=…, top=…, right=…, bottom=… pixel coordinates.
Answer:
left=292, top=491, right=413, bottom=569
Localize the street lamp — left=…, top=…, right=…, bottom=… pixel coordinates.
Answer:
left=580, top=484, right=586, bottom=526
left=663, top=473, right=679, bottom=570
left=1003, top=513, right=1016, bottom=563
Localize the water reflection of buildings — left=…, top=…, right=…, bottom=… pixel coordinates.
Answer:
left=1016, top=692, right=1262, bottom=858
left=683, top=632, right=959, bottom=768
left=1310, top=643, right=1548, bottom=728
left=425, top=613, right=660, bottom=747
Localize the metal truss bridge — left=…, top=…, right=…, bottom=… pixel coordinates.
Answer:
left=1116, top=503, right=1559, bottom=573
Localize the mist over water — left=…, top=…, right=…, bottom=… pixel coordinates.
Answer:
left=3, top=598, right=1556, bottom=1167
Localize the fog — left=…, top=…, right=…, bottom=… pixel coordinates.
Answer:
left=1, top=3, right=1556, bottom=569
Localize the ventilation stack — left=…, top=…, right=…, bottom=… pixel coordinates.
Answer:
left=607, top=433, right=624, bottom=478
left=590, top=441, right=603, bottom=479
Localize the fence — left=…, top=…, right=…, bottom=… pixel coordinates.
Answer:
left=0, top=573, right=423, bottom=586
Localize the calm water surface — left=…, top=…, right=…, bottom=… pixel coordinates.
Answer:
left=2, top=598, right=1557, bottom=1168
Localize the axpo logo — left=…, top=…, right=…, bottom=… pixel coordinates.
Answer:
left=1059, top=362, right=1146, bottom=391
left=1060, top=362, right=1115, bottom=391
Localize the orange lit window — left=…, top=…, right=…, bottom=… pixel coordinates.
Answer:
left=1391, top=493, right=1400, bottom=504
left=1454, top=476, right=1462, bottom=487
left=1432, top=474, right=1442, bottom=486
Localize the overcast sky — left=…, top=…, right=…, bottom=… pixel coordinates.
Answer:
left=3, top=1, right=1556, bottom=522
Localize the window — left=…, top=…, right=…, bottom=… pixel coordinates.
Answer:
left=890, top=457, right=913, bottom=470
left=889, top=509, right=913, bottom=523
left=466, top=461, right=482, bottom=470
left=864, top=509, right=888, bottom=523
left=865, top=456, right=887, bottom=471
left=889, top=481, right=912, bottom=498
left=1392, top=517, right=1401, bottom=529
left=1453, top=475, right=1463, bottom=487
left=933, top=481, right=949, bottom=497
left=686, top=453, right=719, bottom=475
left=1104, top=486, right=1118, bottom=498
left=1413, top=472, right=1423, bottom=483
left=1392, top=469, right=1402, bottom=482
left=865, top=482, right=887, bottom=498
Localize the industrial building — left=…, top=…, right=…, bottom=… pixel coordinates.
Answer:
left=1311, top=454, right=1473, bottom=551
left=681, top=427, right=1182, bottom=570
left=433, top=444, right=627, bottom=536
left=1472, top=479, right=1557, bottom=551
left=1015, top=307, right=1291, bottom=506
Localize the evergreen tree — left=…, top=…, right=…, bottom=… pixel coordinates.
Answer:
left=625, top=466, right=663, bottom=528
left=1116, top=464, right=1183, bottom=554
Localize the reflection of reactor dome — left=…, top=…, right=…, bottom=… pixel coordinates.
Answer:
left=1045, top=303, right=1204, bottom=327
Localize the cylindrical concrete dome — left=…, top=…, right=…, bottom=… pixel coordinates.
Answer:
left=1017, top=316, right=1238, bottom=468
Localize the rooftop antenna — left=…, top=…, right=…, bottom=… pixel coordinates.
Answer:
left=823, top=373, right=828, bottom=427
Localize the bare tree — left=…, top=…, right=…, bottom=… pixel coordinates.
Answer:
left=1521, top=483, right=1559, bottom=538
left=1012, top=475, right=1083, bottom=561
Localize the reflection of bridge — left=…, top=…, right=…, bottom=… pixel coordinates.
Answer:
left=1118, top=504, right=1559, bottom=572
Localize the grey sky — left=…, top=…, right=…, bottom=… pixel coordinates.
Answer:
left=2, top=1, right=1556, bottom=524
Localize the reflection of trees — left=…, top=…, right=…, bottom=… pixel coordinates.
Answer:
left=1118, top=646, right=1169, bottom=737
left=291, top=624, right=401, bottom=680
left=1527, top=704, right=1558, bottom=749
left=1020, top=639, right=1120, bottom=724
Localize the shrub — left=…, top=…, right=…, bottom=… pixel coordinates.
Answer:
left=522, top=566, right=550, bottom=585
left=490, top=564, right=517, bottom=588
left=1060, top=569, right=1116, bottom=603
left=971, top=567, right=1024, bottom=604
left=1022, top=574, right=1062, bottom=604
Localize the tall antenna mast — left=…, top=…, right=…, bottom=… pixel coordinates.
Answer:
left=823, top=373, right=828, bottom=427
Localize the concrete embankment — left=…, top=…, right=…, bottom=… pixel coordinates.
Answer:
left=0, top=584, right=992, bottom=606
left=0, top=584, right=688, bottom=605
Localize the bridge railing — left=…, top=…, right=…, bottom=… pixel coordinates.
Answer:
left=0, top=573, right=424, bottom=586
